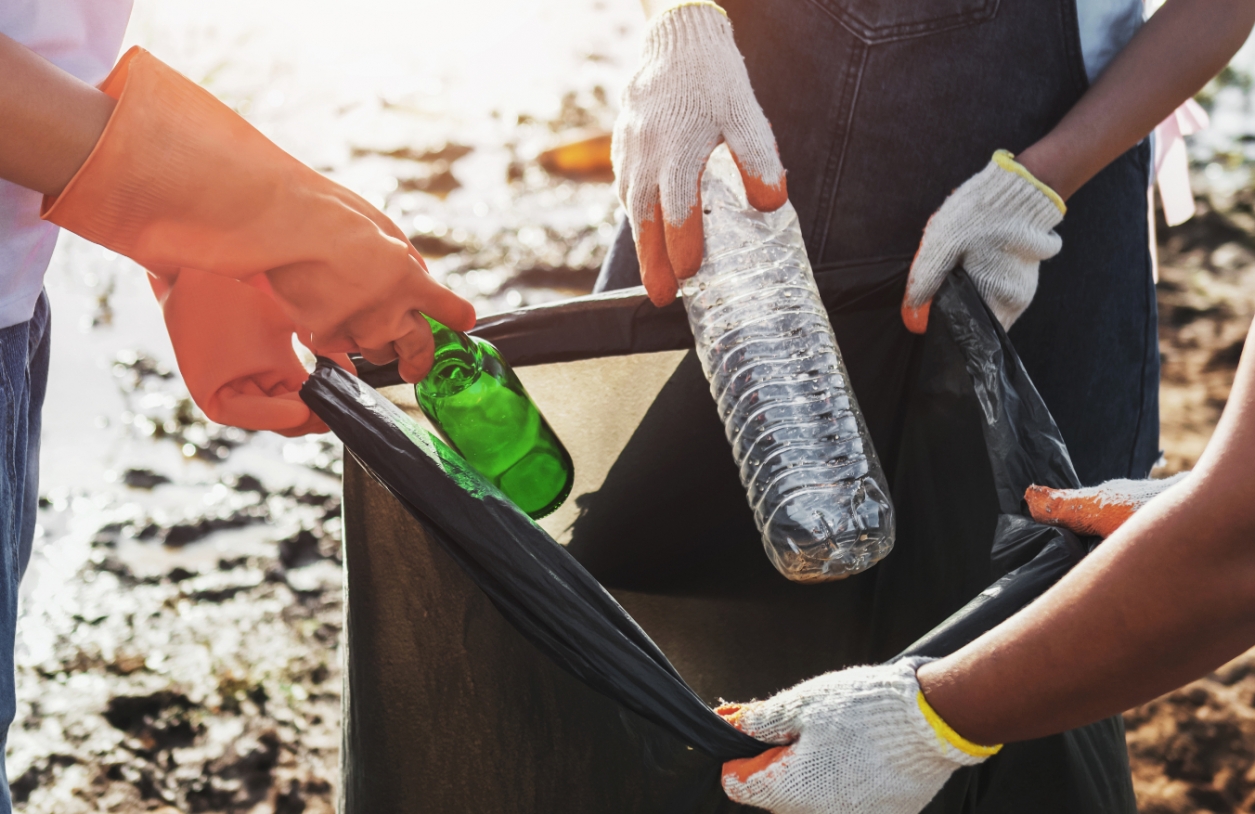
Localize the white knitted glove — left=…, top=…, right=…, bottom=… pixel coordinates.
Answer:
left=902, top=151, right=1066, bottom=334
left=612, top=1, right=787, bottom=306
left=719, top=658, right=999, bottom=814
left=1026, top=471, right=1190, bottom=538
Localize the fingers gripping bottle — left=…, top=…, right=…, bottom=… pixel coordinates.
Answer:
left=416, top=317, right=574, bottom=519
left=681, top=145, right=894, bottom=582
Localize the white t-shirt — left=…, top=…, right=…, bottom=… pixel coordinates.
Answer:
left=0, top=0, right=1146, bottom=330
left=0, top=0, right=132, bottom=329
left=1078, top=0, right=1145, bottom=83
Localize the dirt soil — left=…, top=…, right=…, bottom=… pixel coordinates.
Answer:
left=1125, top=190, right=1255, bottom=814
left=11, top=352, right=346, bottom=813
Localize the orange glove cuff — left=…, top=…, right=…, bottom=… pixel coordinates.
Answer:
left=42, top=46, right=304, bottom=279
left=44, top=46, right=473, bottom=385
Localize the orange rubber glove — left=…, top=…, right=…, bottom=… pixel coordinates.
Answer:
left=1025, top=472, right=1189, bottom=538
left=152, top=268, right=354, bottom=437
left=42, top=46, right=473, bottom=384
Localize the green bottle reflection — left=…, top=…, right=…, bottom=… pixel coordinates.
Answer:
left=415, top=317, right=574, bottom=519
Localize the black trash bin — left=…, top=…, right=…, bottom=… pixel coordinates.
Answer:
left=307, top=271, right=1134, bottom=814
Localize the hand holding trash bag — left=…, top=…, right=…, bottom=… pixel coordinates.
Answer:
left=153, top=269, right=355, bottom=437
left=901, top=0, right=1255, bottom=336
left=718, top=659, right=998, bottom=814
left=41, top=47, right=475, bottom=386
left=612, top=1, right=787, bottom=306
left=901, top=151, right=1065, bottom=334
left=714, top=328, right=1251, bottom=814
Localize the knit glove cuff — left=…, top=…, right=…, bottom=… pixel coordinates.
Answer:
left=903, top=151, right=1065, bottom=333
left=721, top=658, right=999, bottom=814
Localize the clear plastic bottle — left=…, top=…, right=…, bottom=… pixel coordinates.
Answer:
left=680, top=144, right=895, bottom=582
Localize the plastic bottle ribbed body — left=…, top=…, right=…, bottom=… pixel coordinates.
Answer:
left=680, top=145, right=895, bottom=582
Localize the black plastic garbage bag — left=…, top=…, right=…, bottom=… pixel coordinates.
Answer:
left=303, top=271, right=1134, bottom=813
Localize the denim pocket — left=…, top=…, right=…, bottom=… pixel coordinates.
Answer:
left=806, top=0, right=998, bottom=43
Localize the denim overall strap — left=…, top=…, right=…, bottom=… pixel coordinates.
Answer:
left=0, top=290, right=51, bottom=814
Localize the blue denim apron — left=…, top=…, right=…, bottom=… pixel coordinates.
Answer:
left=594, top=1, right=1149, bottom=810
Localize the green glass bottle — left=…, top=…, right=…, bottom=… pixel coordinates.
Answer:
left=415, top=317, right=574, bottom=519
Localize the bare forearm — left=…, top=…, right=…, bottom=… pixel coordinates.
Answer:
left=920, top=486, right=1255, bottom=744
left=0, top=33, right=114, bottom=196
left=919, top=332, right=1255, bottom=745
left=911, top=0, right=1255, bottom=747
left=1018, top=0, right=1255, bottom=200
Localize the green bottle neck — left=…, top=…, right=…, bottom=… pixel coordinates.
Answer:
left=418, top=316, right=483, bottom=398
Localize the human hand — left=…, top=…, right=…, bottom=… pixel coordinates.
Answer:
left=718, top=659, right=997, bottom=814
left=42, top=47, right=474, bottom=385
left=612, top=1, right=786, bottom=306
left=1026, top=472, right=1190, bottom=538
left=249, top=182, right=470, bottom=384
left=155, top=268, right=354, bottom=437
left=901, top=151, right=1065, bottom=334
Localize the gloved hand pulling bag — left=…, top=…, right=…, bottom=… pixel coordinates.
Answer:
left=902, top=150, right=1066, bottom=333
left=719, top=658, right=1000, bottom=814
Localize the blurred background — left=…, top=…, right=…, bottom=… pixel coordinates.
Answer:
left=14, top=1, right=1255, bottom=811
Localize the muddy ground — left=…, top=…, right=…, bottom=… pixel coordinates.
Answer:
left=10, top=349, right=347, bottom=813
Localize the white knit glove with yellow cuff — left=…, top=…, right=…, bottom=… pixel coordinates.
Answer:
left=612, top=0, right=787, bottom=307
left=902, top=150, right=1066, bottom=334
left=718, top=658, right=1000, bottom=814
